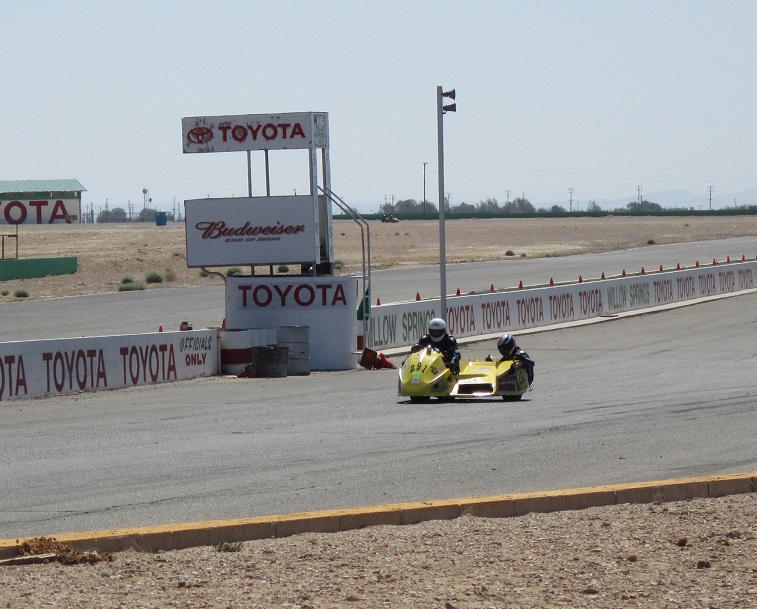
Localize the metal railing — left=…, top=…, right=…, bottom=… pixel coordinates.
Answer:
left=0, top=225, right=19, bottom=259
left=318, top=186, right=371, bottom=349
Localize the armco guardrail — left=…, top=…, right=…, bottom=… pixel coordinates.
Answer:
left=367, top=259, right=757, bottom=350
left=0, top=330, right=217, bottom=402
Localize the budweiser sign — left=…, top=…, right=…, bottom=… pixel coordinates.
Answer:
left=182, top=111, right=328, bottom=153
left=194, top=221, right=306, bottom=240
left=184, top=197, right=318, bottom=267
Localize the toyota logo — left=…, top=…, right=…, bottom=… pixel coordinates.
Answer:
left=187, top=127, right=213, bottom=145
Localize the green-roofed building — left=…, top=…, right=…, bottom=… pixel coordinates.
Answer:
left=0, top=179, right=86, bottom=225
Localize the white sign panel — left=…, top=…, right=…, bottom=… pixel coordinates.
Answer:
left=0, top=199, right=79, bottom=224
left=182, top=112, right=328, bottom=153
left=184, top=196, right=319, bottom=267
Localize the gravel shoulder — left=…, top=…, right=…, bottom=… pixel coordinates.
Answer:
left=2, top=494, right=754, bottom=608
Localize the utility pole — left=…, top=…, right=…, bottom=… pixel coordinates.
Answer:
left=636, top=185, right=643, bottom=212
left=423, top=162, right=428, bottom=214
left=708, top=186, right=714, bottom=211
left=437, top=85, right=456, bottom=323
left=505, top=190, right=511, bottom=205
left=568, top=187, right=574, bottom=212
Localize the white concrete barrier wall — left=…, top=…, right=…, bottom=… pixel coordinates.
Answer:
left=225, top=276, right=358, bottom=370
left=366, top=260, right=757, bottom=350
left=0, top=330, right=217, bottom=402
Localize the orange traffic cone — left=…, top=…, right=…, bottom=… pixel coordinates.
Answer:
left=416, top=292, right=421, bottom=301
left=376, top=353, right=396, bottom=369
left=158, top=325, right=163, bottom=332
left=455, top=287, right=461, bottom=296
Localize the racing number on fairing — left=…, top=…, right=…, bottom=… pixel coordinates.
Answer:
left=410, top=363, right=429, bottom=374
left=516, top=367, right=528, bottom=390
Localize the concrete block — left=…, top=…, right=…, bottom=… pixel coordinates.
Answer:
left=709, top=475, right=754, bottom=497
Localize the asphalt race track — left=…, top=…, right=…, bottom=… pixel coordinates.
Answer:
left=0, top=241, right=755, bottom=539
left=0, top=237, right=755, bottom=342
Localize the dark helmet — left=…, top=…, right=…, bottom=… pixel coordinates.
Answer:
left=427, top=317, right=448, bottom=343
left=497, top=333, right=517, bottom=358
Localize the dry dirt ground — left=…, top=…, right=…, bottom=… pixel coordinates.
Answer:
left=1, top=215, right=756, bottom=301
left=1, top=494, right=754, bottom=609
left=1, top=215, right=755, bottom=607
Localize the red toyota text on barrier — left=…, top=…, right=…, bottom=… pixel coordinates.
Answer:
left=42, top=349, right=108, bottom=393
left=0, top=354, right=28, bottom=399
left=517, top=297, right=545, bottom=326
left=446, top=304, right=476, bottom=334
left=578, top=288, right=603, bottom=316
left=480, top=299, right=511, bottom=330
left=119, top=344, right=177, bottom=385
left=549, top=292, right=575, bottom=321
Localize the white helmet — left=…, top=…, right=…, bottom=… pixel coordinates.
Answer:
left=427, top=318, right=447, bottom=343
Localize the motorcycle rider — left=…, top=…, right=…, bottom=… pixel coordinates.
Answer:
left=411, top=317, right=462, bottom=375
left=496, top=333, right=535, bottom=387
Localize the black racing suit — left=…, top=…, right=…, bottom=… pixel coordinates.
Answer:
left=411, top=333, right=462, bottom=374
left=500, top=347, right=535, bottom=387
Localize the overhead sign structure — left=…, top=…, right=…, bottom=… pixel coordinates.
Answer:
left=182, top=112, right=329, bottom=154
left=181, top=110, right=334, bottom=274
left=184, top=196, right=319, bottom=268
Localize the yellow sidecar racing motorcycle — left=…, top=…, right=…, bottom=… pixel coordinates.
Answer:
left=398, top=346, right=532, bottom=402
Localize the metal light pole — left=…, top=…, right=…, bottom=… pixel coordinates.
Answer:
left=437, top=86, right=456, bottom=322
left=422, top=162, right=428, bottom=214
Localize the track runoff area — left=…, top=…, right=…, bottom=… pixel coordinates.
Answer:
left=0, top=260, right=757, bottom=559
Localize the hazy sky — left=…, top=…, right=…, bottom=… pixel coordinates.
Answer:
left=3, top=1, right=756, bottom=213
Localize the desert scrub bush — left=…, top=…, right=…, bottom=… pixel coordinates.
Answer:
left=505, top=249, right=515, bottom=256
left=164, top=268, right=177, bottom=282
left=1, top=290, right=9, bottom=296
left=226, top=267, right=244, bottom=277
left=14, top=289, right=29, bottom=298
left=145, top=271, right=164, bottom=284
left=198, top=268, right=210, bottom=278
left=118, top=281, right=145, bottom=292
left=334, top=260, right=345, bottom=270
left=647, top=239, right=656, bottom=244
left=120, top=276, right=135, bottom=285
left=214, top=541, right=243, bottom=553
